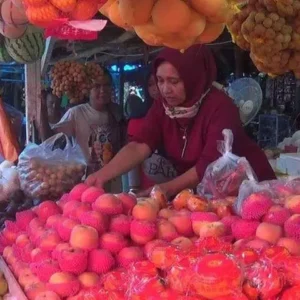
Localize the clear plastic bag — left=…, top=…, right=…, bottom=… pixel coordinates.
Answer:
left=126, top=261, right=164, bottom=299
left=234, top=177, right=300, bottom=216
left=18, top=133, right=87, bottom=199
left=243, top=259, right=284, bottom=299
left=197, top=129, right=256, bottom=199
left=0, top=166, right=20, bottom=202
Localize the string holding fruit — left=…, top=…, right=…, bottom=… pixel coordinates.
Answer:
left=99, top=0, right=229, bottom=50
left=227, top=0, right=300, bottom=78
left=50, top=61, right=105, bottom=104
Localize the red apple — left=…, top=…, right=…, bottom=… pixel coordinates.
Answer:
left=199, top=221, right=226, bottom=238
left=215, top=205, right=232, bottom=219
left=48, top=272, right=80, bottom=298
left=46, top=214, right=66, bottom=230
left=70, top=225, right=99, bottom=250
left=57, top=219, right=80, bottom=242
left=117, top=193, right=137, bottom=214
left=37, top=230, right=61, bottom=252
left=78, top=272, right=100, bottom=289
left=15, top=234, right=31, bottom=247
left=31, top=248, right=51, bottom=263
left=74, top=203, right=91, bottom=221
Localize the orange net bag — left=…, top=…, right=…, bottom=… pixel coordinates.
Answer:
left=23, top=0, right=108, bottom=40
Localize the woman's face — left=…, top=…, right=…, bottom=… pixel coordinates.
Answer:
left=147, top=75, right=160, bottom=100
left=156, top=61, right=186, bottom=107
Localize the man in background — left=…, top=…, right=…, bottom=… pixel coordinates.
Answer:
left=39, top=69, right=125, bottom=193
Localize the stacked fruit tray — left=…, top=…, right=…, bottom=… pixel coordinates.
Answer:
left=1, top=181, right=300, bottom=299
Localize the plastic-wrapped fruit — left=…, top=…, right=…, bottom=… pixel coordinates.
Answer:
left=245, top=260, right=284, bottom=298
left=192, top=253, right=243, bottom=299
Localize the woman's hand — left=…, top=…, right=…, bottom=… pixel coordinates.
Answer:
left=136, top=183, right=170, bottom=199
left=135, top=187, right=152, bottom=198
left=85, top=171, right=104, bottom=188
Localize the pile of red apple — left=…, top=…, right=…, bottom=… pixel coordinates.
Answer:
left=0, top=182, right=300, bottom=299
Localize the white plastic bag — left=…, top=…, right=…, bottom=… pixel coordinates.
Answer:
left=197, top=129, right=256, bottom=199
left=18, top=133, right=87, bottom=199
left=0, top=166, right=20, bottom=202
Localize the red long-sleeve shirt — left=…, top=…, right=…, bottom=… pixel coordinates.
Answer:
left=131, top=87, right=276, bottom=182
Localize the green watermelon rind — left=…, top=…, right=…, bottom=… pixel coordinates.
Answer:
left=4, top=26, right=45, bottom=64
left=0, top=35, right=12, bottom=62
left=0, top=46, right=13, bottom=62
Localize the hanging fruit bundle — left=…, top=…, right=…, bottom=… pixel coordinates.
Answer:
left=22, top=0, right=108, bottom=40
left=50, top=61, right=104, bottom=104
left=99, top=0, right=229, bottom=50
left=0, top=0, right=29, bottom=39
left=227, top=0, right=300, bottom=78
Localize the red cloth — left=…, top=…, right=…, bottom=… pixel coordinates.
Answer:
left=127, top=118, right=155, bottom=189
left=131, top=45, right=276, bottom=182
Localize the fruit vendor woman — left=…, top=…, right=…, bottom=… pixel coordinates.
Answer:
left=40, top=69, right=125, bottom=193
left=86, top=45, right=276, bottom=197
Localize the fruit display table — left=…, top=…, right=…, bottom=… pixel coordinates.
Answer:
left=0, top=257, right=27, bottom=300
left=2, top=181, right=300, bottom=298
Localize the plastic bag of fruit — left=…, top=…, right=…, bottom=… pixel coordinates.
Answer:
left=125, top=261, right=165, bottom=299
left=234, top=176, right=300, bottom=217
left=197, top=129, right=256, bottom=199
left=18, top=133, right=86, bottom=199
left=0, top=162, right=20, bottom=202
left=243, top=259, right=285, bottom=299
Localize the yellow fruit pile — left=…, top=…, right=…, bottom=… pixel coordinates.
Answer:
left=99, top=0, right=228, bottom=50
left=50, top=61, right=104, bottom=104
left=227, top=0, right=300, bottom=78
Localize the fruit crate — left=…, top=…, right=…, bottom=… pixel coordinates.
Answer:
left=0, top=256, right=27, bottom=300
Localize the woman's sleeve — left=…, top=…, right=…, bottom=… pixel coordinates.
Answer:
left=129, top=101, right=163, bottom=152
left=195, top=98, right=243, bottom=181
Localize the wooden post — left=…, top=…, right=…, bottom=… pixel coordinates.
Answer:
left=234, top=45, right=244, bottom=78
left=24, top=61, right=41, bottom=144
left=41, top=37, right=56, bottom=77
left=119, top=62, right=125, bottom=110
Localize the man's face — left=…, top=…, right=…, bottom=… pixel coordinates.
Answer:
left=46, top=94, right=60, bottom=119
left=90, top=75, right=112, bottom=110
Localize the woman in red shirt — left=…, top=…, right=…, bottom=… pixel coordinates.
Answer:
left=86, top=45, right=275, bottom=197
left=126, top=74, right=177, bottom=190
